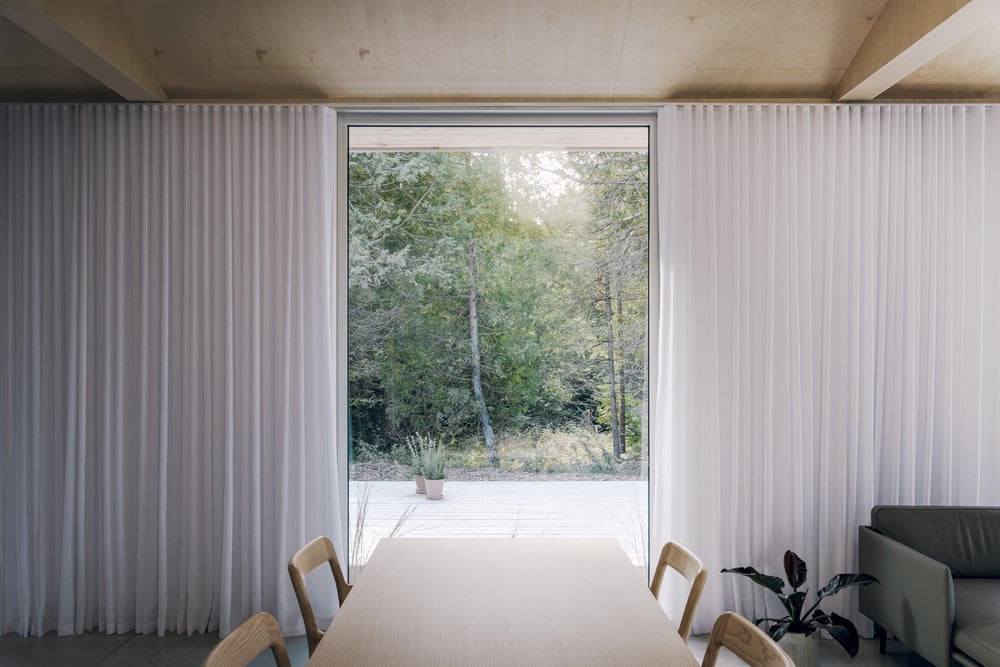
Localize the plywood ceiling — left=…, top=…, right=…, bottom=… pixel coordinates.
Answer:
left=1, top=0, right=999, bottom=104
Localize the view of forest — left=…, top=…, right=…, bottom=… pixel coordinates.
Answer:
left=348, top=147, right=648, bottom=479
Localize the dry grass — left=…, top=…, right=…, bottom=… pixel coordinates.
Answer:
left=352, top=426, right=645, bottom=480
left=496, top=426, right=642, bottom=475
left=349, top=482, right=418, bottom=578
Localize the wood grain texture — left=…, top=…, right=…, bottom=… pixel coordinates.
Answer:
left=288, top=536, right=353, bottom=657
left=308, top=538, right=699, bottom=667
left=701, top=612, right=794, bottom=667
left=202, top=612, right=292, bottom=667
left=649, top=541, right=708, bottom=644
left=5, top=0, right=1000, bottom=102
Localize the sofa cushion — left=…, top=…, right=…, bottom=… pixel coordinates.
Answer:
left=953, top=579, right=1000, bottom=666
left=871, top=506, right=1000, bottom=577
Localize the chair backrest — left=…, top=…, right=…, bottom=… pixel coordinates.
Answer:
left=701, top=612, right=794, bottom=667
left=202, top=612, right=291, bottom=667
left=288, top=535, right=352, bottom=656
left=649, top=541, right=708, bottom=643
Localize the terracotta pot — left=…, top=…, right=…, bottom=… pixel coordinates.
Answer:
left=424, top=478, right=444, bottom=500
left=778, top=631, right=819, bottom=667
left=414, top=475, right=426, bottom=494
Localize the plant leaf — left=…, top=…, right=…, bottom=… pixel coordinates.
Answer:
left=721, top=567, right=786, bottom=596
left=816, top=573, right=879, bottom=598
left=814, top=611, right=860, bottom=657
left=783, top=590, right=807, bottom=621
left=783, top=550, right=808, bottom=590
left=788, top=622, right=817, bottom=635
left=767, top=620, right=791, bottom=643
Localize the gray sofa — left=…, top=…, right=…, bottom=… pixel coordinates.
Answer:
left=859, top=506, right=1000, bottom=667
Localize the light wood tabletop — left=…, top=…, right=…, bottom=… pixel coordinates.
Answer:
left=307, top=537, right=699, bottom=667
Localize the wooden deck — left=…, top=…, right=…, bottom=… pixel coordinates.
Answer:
left=348, top=480, right=649, bottom=573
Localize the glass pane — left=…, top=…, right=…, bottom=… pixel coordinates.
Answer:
left=347, top=126, right=649, bottom=579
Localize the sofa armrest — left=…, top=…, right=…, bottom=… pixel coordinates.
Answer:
left=858, top=526, right=955, bottom=667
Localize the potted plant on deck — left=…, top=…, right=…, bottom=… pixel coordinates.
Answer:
left=722, top=550, right=878, bottom=666
left=421, top=438, right=447, bottom=500
left=406, top=434, right=427, bottom=494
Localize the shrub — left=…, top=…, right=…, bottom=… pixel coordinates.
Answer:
left=421, top=439, right=447, bottom=480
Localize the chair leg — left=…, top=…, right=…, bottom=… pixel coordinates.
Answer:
left=875, top=624, right=887, bottom=654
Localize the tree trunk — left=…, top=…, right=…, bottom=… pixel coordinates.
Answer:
left=605, top=273, right=622, bottom=458
left=468, top=243, right=498, bottom=466
left=616, top=289, right=627, bottom=455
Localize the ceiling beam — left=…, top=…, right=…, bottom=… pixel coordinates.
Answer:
left=835, top=0, right=1000, bottom=101
left=0, top=0, right=165, bottom=101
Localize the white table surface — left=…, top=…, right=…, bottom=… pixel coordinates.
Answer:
left=307, top=537, right=699, bottom=667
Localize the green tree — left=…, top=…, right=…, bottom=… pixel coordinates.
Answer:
left=348, top=148, right=647, bottom=468
left=348, top=151, right=578, bottom=457
left=570, top=152, right=649, bottom=458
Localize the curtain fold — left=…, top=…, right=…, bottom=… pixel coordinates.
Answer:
left=0, top=104, right=342, bottom=637
left=653, top=104, right=1000, bottom=635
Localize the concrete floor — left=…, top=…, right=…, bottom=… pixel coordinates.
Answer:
left=0, top=630, right=933, bottom=666
left=0, top=631, right=308, bottom=666
left=687, top=635, right=933, bottom=667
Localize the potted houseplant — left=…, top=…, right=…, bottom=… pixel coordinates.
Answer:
left=722, top=550, right=878, bottom=665
left=406, top=435, right=427, bottom=494
left=421, top=438, right=447, bottom=500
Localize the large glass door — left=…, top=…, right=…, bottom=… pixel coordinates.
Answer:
left=342, top=120, right=652, bottom=579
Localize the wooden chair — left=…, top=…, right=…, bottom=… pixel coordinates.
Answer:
left=287, top=535, right=352, bottom=656
left=649, top=541, right=708, bottom=643
left=202, top=612, right=291, bottom=667
left=701, top=612, right=794, bottom=667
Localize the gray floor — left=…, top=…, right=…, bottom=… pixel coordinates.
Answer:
left=686, top=635, right=933, bottom=667
left=0, top=631, right=309, bottom=667
left=0, top=631, right=932, bottom=666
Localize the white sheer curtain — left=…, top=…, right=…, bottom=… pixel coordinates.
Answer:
left=652, top=104, right=1000, bottom=634
left=0, top=104, right=342, bottom=637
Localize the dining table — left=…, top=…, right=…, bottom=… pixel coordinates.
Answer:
left=306, top=537, right=700, bottom=666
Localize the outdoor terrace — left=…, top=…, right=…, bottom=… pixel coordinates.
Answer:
left=348, top=480, right=650, bottom=577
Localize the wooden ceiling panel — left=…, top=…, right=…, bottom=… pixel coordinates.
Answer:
left=361, top=1, right=631, bottom=71
left=368, top=69, right=622, bottom=103
left=638, top=67, right=848, bottom=101
left=124, top=0, right=632, bottom=99
left=618, top=0, right=884, bottom=70
left=163, top=68, right=375, bottom=102
left=121, top=1, right=376, bottom=75
left=163, top=66, right=628, bottom=103
left=2, top=0, right=1000, bottom=103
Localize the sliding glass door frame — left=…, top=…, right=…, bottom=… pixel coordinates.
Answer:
left=335, top=108, right=659, bottom=577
